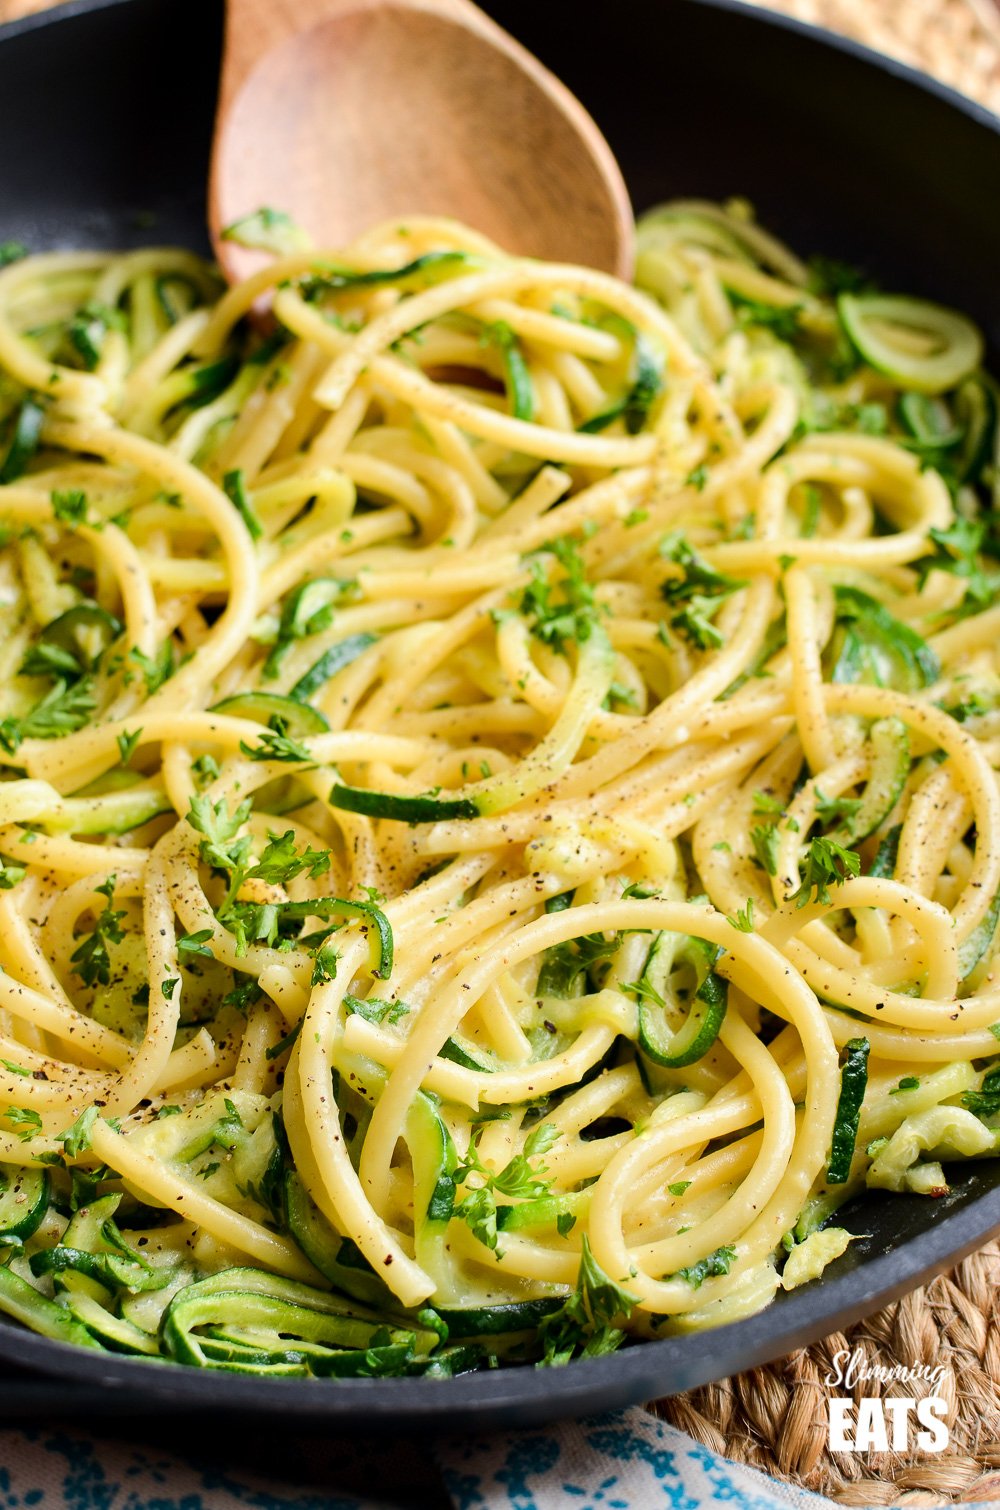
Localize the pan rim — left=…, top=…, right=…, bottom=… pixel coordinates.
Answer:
left=0, top=0, right=998, bottom=1422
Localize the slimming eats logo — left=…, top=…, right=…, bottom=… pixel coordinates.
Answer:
left=825, top=1348, right=950, bottom=1453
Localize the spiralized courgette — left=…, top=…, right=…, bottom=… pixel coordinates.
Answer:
left=0, top=201, right=997, bottom=1376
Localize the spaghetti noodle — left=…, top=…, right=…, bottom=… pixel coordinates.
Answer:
left=0, top=202, right=996, bottom=1374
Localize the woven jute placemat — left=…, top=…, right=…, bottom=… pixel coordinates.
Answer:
left=657, top=1241, right=1000, bottom=1504
left=1, top=0, right=999, bottom=1502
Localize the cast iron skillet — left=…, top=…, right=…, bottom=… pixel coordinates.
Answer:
left=0, top=0, right=998, bottom=1430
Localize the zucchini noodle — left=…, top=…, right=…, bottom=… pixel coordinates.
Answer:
left=0, top=200, right=998, bottom=1377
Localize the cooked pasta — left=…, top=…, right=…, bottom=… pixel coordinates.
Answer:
left=0, top=201, right=997, bottom=1374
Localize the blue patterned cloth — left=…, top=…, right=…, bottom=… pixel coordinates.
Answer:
left=436, top=1407, right=833, bottom=1508
left=8, top=1403, right=965, bottom=1510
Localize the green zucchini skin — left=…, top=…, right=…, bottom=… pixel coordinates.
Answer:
left=828, top=1037, right=870, bottom=1185
left=0, top=1262, right=104, bottom=1349
left=290, top=633, right=377, bottom=702
left=159, top=1266, right=439, bottom=1377
left=0, top=1165, right=48, bottom=1245
left=0, top=398, right=44, bottom=482
left=67, top=1292, right=163, bottom=1356
left=958, top=887, right=1000, bottom=984
left=636, top=933, right=729, bottom=1068
left=433, top=1297, right=564, bottom=1338
left=837, top=293, right=983, bottom=394
left=210, top=691, right=331, bottom=735
left=33, top=603, right=123, bottom=674
left=830, top=587, right=939, bottom=691
left=298, top=250, right=481, bottom=297
left=284, top=1169, right=390, bottom=1307
left=827, top=718, right=909, bottom=847
left=328, top=783, right=479, bottom=823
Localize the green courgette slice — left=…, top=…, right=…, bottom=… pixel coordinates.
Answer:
left=0, top=1165, right=48, bottom=1245
left=635, top=932, right=729, bottom=1068
left=329, top=784, right=479, bottom=823
left=838, top=293, right=983, bottom=394
left=210, top=691, right=330, bottom=735
left=827, top=1036, right=870, bottom=1184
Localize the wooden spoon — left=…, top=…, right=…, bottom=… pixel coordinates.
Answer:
left=209, top=0, right=634, bottom=284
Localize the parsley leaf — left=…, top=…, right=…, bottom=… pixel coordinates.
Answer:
left=750, top=824, right=780, bottom=876
left=343, top=994, right=410, bottom=1024
left=915, top=518, right=996, bottom=618
left=116, top=727, right=142, bottom=765
left=311, top=944, right=340, bottom=986
left=671, top=1243, right=737, bottom=1288
left=537, top=1236, right=638, bottom=1366
left=2, top=1105, right=42, bottom=1142
left=187, top=793, right=253, bottom=873
left=814, top=788, right=863, bottom=828
left=963, top=1067, right=1000, bottom=1119
left=128, top=643, right=174, bottom=694
left=58, top=1105, right=99, bottom=1157
left=0, top=677, right=97, bottom=750
left=70, top=875, right=126, bottom=987
left=728, top=898, right=755, bottom=933
left=240, top=721, right=316, bottom=765
left=536, top=929, right=621, bottom=998
left=659, top=534, right=746, bottom=651
left=786, top=835, right=861, bottom=908
left=178, top=929, right=214, bottom=959
left=453, top=1123, right=562, bottom=1254
left=519, top=536, right=599, bottom=651
left=51, top=488, right=87, bottom=527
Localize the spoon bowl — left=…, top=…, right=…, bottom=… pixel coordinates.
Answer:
left=210, top=0, right=634, bottom=283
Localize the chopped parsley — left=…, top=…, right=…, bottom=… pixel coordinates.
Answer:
left=240, top=721, right=316, bottom=766
left=728, top=898, right=755, bottom=933
left=786, top=836, right=861, bottom=908
left=51, top=488, right=87, bottom=527
left=58, top=1105, right=99, bottom=1157
left=750, top=823, right=780, bottom=876
left=178, top=929, right=214, bottom=959
left=915, top=519, right=996, bottom=618
left=70, top=876, right=126, bottom=988
left=116, top=727, right=142, bottom=765
left=537, top=1236, right=638, bottom=1366
left=963, top=1067, right=1000, bottom=1119
left=0, top=677, right=97, bottom=751
left=519, top=535, right=599, bottom=651
left=343, top=994, right=410, bottom=1025
left=127, top=643, right=174, bottom=694
left=2, top=1105, right=42, bottom=1143
left=311, top=945, right=340, bottom=986
left=670, top=1243, right=737, bottom=1288
left=814, top=789, right=863, bottom=828
left=659, top=534, right=746, bottom=651
left=454, top=1123, right=561, bottom=1254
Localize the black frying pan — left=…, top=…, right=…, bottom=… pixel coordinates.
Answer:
left=0, top=0, right=998, bottom=1431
